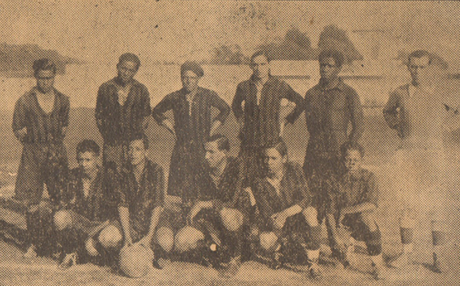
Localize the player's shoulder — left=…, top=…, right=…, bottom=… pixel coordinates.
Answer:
left=391, top=84, right=410, bottom=97
left=358, top=168, right=376, bottom=181
left=146, top=159, right=164, bottom=174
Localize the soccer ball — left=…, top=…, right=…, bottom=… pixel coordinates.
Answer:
left=119, top=244, right=154, bottom=278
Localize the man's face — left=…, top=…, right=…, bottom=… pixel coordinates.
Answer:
left=250, top=55, right=270, bottom=80
left=319, top=57, right=341, bottom=82
left=181, top=70, right=200, bottom=93
left=264, top=148, right=286, bottom=176
left=77, top=151, right=98, bottom=175
left=408, top=56, right=430, bottom=86
left=204, top=141, right=227, bottom=169
left=128, top=139, right=147, bottom=167
left=35, top=70, right=55, bottom=93
left=344, top=149, right=362, bottom=173
left=117, top=60, right=138, bottom=84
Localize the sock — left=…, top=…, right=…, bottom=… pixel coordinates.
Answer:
left=365, top=229, right=382, bottom=256
left=308, top=225, right=322, bottom=251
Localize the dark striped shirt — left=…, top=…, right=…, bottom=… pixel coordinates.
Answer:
left=12, top=87, right=69, bottom=144
left=232, top=76, right=304, bottom=148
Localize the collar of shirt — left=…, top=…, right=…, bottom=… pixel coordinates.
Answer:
left=318, top=78, right=345, bottom=92
left=408, top=83, right=435, bottom=98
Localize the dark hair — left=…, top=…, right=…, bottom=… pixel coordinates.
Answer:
left=76, top=139, right=100, bottom=156
left=206, top=134, right=230, bottom=152
left=129, top=133, right=149, bottom=150
left=33, top=58, right=57, bottom=77
left=118, top=53, right=141, bottom=70
left=264, top=138, right=288, bottom=158
left=408, top=50, right=431, bottom=65
left=250, top=50, right=271, bottom=63
left=340, top=141, right=365, bottom=159
left=318, top=49, right=345, bottom=67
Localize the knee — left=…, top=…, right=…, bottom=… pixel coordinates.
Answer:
left=259, top=231, right=278, bottom=251
left=54, top=210, right=72, bottom=231
left=359, top=212, right=377, bottom=232
left=174, top=226, right=204, bottom=253
left=302, top=207, right=319, bottom=226
left=85, top=237, right=99, bottom=257
left=98, top=225, right=123, bottom=249
left=155, top=227, right=174, bottom=253
left=220, top=208, right=244, bottom=231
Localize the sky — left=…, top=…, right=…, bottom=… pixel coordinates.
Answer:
left=1, top=0, right=460, bottom=70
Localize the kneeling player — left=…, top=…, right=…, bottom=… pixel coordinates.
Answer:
left=325, top=142, right=386, bottom=280
left=95, top=134, right=165, bottom=268
left=54, top=140, right=117, bottom=269
left=251, top=139, right=322, bottom=279
left=54, top=140, right=119, bottom=269
left=155, top=135, right=248, bottom=276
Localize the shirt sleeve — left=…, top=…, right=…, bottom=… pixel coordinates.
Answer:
left=12, top=97, right=26, bottom=132
left=95, top=85, right=107, bottom=136
left=61, top=95, right=70, bottom=127
left=140, top=86, right=151, bottom=117
left=347, top=88, right=365, bottom=142
left=152, top=165, right=165, bottom=208
left=282, top=82, right=305, bottom=124
left=231, top=83, right=245, bottom=121
left=383, top=91, right=401, bottom=130
left=363, top=172, right=379, bottom=208
left=209, top=91, right=230, bottom=123
left=290, top=164, right=311, bottom=209
left=152, top=93, right=174, bottom=124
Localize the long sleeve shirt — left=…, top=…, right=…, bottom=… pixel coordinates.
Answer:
left=95, top=78, right=151, bottom=145
left=117, top=160, right=165, bottom=235
left=252, top=162, right=311, bottom=231
left=152, top=87, right=230, bottom=146
left=305, top=79, right=364, bottom=156
left=232, top=76, right=305, bottom=148
left=12, top=87, right=69, bottom=144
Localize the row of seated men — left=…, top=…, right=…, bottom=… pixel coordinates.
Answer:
left=23, top=133, right=384, bottom=280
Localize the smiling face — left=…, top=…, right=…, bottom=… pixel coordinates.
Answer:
left=181, top=70, right=200, bottom=93
left=35, top=69, right=55, bottom=93
left=319, top=57, right=341, bottom=82
left=77, top=151, right=99, bottom=176
left=117, top=60, right=138, bottom=85
left=128, top=139, right=147, bottom=167
left=344, top=149, right=362, bottom=173
left=204, top=141, right=227, bottom=169
left=408, top=56, right=430, bottom=86
left=264, top=147, right=286, bottom=177
left=250, top=54, right=270, bottom=80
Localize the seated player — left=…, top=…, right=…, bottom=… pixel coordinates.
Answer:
left=54, top=140, right=119, bottom=269
left=155, top=135, right=249, bottom=274
left=325, top=142, right=386, bottom=280
left=95, top=134, right=165, bottom=268
left=250, top=139, right=322, bottom=279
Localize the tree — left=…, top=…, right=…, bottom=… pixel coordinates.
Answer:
left=317, top=25, right=363, bottom=64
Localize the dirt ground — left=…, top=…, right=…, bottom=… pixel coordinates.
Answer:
left=0, top=109, right=459, bottom=285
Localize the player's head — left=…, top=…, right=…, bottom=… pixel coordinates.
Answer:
left=181, top=61, right=203, bottom=93
left=407, top=50, right=431, bottom=86
left=340, top=141, right=364, bottom=172
left=33, top=58, right=57, bottom=93
left=117, top=53, right=140, bottom=84
left=318, top=49, right=344, bottom=82
left=128, top=134, right=149, bottom=167
left=204, top=134, right=230, bottom=169
left=263, top=139, right=288, bottom=176
left=250, top=50, right=271, bottom=80
left=76, top=139, right=100, bottom=175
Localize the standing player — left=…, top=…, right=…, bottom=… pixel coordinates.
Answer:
left=54, top=140, right=119, bottom=269
left=383, top=50, right=458, bottom=273
left=152, top=61, right=230, bottom=204
left=95, top=53, right=151, bottom=170
left=325, top=142, right=386, bottom=280
left=12, top=58, right=70, bottom=257
left=250, top=139, right=322, bottom=279
left=232, top=51, right=305, bottom=186
left=303, top=49, right=364, bottom=222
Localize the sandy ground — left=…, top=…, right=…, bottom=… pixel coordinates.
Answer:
left=0, top=108, right=459, bottom=285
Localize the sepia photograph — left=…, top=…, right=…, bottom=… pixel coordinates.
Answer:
left=0, top=1, right=459, bottom=285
